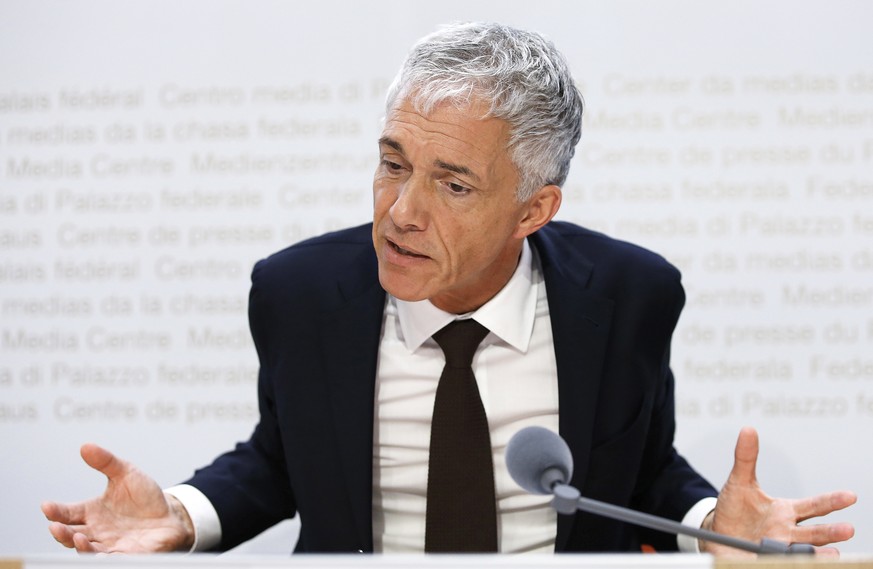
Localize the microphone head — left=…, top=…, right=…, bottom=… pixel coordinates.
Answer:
left=505, top=426, right=574, bottom=494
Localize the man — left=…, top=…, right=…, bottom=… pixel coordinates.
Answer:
left=41, top=22, right=856, bottom=555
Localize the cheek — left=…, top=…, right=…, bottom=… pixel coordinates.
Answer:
left=438, top=224, right=478, bottom=268
left=372, top=183, right=394, bottom=216
left=447, top=218, right=511, bottom=267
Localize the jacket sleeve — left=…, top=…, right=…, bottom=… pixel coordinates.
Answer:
left=181, top=258, right=296, bottom=551
left=558, top=231, right=718, bottom=552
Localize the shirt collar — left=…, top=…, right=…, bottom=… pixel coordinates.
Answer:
left=394, top=239, right=538, bottom=353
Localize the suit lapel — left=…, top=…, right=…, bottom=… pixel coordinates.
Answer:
left=319, top=255, right=386, bottom=552
left=532, top=226, right=615, bottom=551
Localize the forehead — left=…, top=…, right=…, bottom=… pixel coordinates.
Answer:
left=381, top=98, right=512, bottom=166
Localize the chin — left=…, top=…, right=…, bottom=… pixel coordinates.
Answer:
left=377, top=270, right=431, bottom=302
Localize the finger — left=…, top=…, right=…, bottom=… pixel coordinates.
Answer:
left=47, top=522, right=77, bottom=548
left=42, top=500, right=88, bottom=525
left=813, top=546, right=841, bottom=559
left=794, top=490, right=858, bottom=522
left=727, top=426, right=759, bottom=486
left=80, top=443, right=128, bottom=480
left=792, top=522, right=855, bottom=547
left=72, top=532, right=105, bottom=554
left=42, top=501, right=89, bottom=525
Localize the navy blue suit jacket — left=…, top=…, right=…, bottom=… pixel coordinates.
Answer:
left=186, top=221, right=716, bottom=553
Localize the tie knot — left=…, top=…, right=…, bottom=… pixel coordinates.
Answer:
left=432, top=319, right=489, bottom=368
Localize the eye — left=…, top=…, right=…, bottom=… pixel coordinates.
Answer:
left=442, top=181, right=471, bottom=195
left=380, top=158, right=406, bottom=174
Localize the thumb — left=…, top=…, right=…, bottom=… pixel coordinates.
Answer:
left=727, top=426, right=759, bottom=486
left=80, top=443, right=129, bottom=480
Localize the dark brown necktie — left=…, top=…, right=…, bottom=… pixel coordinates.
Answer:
left=425, top=318, right=497, bottom=552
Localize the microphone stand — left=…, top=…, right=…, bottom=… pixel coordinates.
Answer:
left=550, top=483, right=814, bottom=555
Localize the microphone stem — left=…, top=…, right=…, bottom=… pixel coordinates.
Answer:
left=551, top=485, right=809, bottom=555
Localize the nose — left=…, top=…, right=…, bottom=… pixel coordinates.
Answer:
left=389, top=175, right=428, bottom=231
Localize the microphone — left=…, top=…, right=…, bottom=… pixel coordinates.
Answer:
left=505, top=426, right=814, bottom=555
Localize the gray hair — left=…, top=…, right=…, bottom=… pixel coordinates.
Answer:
left=385, top=22, right=583, bottom=202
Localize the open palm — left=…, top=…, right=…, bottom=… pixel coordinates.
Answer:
left=706, top=428, right=856, bottom=557
left=41, top=444, right=193, bottom=553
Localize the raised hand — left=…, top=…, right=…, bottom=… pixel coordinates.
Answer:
left=41, top=444, right=195, bottom=554
left=704, top=427, right=857, bottom=557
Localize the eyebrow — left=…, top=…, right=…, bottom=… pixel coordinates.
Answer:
left=378, top=136, right=403, bottom=153
left=434, top=159, right=479, bottom=182
left=378, top=136, right=480, bottom=182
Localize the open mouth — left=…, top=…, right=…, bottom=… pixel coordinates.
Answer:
left=389, top=239, right=428, bottom=258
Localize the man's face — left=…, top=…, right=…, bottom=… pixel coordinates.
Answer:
left=372, top=97, right=542, bottom=314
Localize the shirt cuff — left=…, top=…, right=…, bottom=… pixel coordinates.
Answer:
left=164, top=484, right=222, bottom=552
left=677, top=496, right=718, bottom=553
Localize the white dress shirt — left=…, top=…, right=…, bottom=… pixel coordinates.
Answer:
left=372, top=239, right=559, bottom=553
left=167, top=238, right=715, bottom=552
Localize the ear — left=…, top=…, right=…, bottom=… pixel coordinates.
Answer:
left=513, top=185, right=562, bottom=239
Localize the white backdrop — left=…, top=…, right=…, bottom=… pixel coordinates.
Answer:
left=1, top=0, right=870, bottom=556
